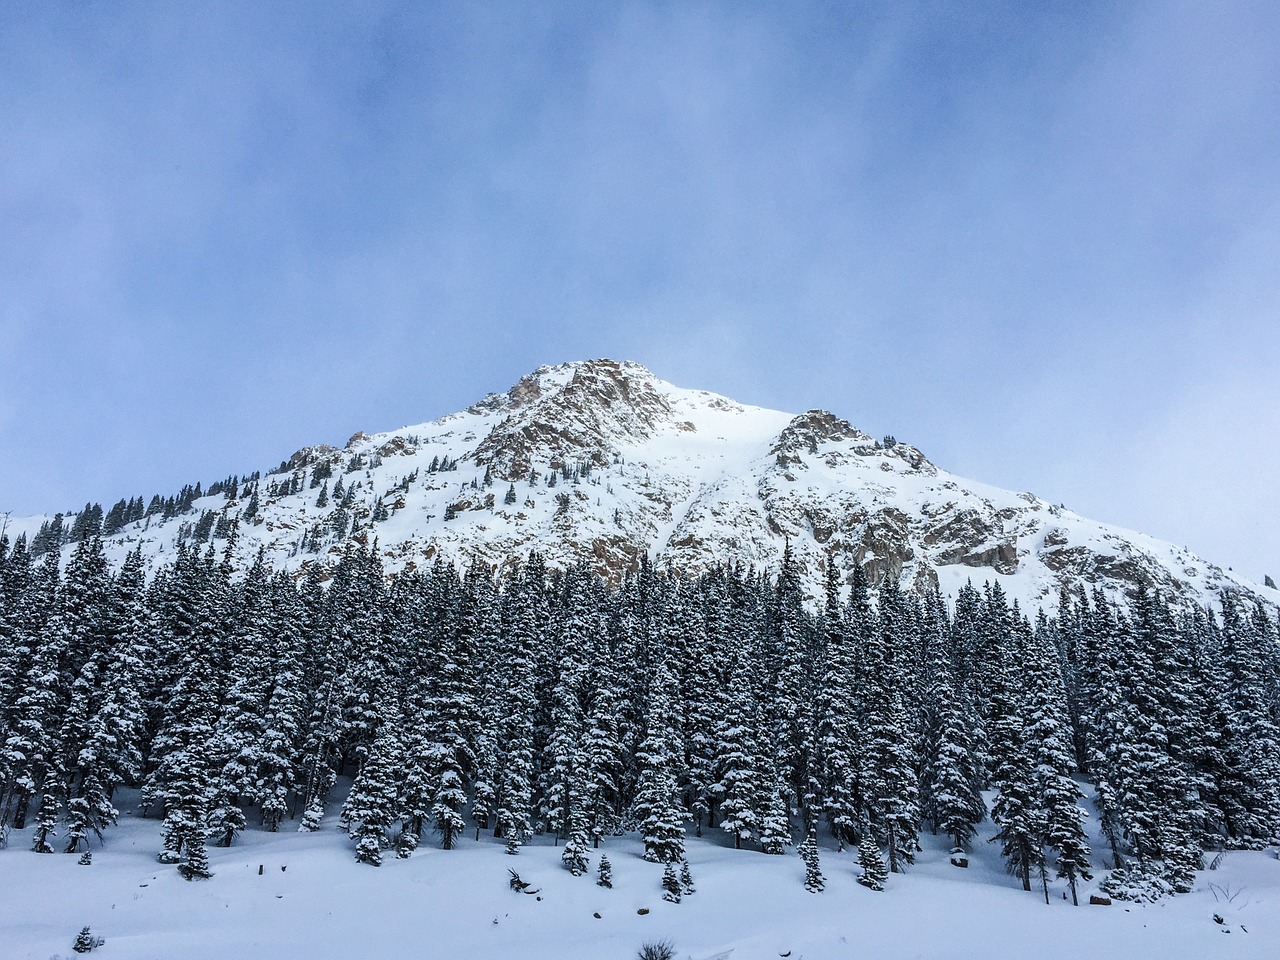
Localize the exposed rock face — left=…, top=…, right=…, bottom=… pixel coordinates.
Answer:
left=37, top=358, right=1274, bottom=613
left=472, top=360, right=673, bottom=480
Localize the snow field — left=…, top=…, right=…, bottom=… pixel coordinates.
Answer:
left=3, top=803, right=1276, bottom=960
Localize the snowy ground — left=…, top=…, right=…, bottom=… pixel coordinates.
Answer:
left=4, top=797, right=1277, bottom=960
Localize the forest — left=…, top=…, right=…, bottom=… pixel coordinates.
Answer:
left=0, top=530, right=1277, bottom=905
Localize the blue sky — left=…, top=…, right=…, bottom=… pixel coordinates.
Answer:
left=2, top=1, right=1278, bottom=580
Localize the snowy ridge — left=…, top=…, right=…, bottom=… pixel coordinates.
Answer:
left=8, top=358, right=1277, bottom=610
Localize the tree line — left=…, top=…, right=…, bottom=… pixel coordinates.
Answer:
left=0, top=531, right=1276, bottom=901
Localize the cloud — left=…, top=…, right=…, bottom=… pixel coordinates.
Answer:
left=0, top=1, right=1276, bottom=579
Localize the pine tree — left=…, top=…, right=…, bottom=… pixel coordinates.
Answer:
left=801, top=825, right=824, bottom=892
left=342, top=722, right=404, bottom=866
left=495, top=569, right=538, bottom=855
left=715, top=622, right=765, bottom=849
left=680, top=858, right=695, bottom=894
left=633, top=657, right=685, bottom=863
left=1026, top=614, right=1092, bottom=905
left=920, top=637, right=984, bottom=852
left=813, top=561, right=863, bottom=848
left=146, top=548, right=224, bottom=876
left=758, top=773, right=792, bottom=855
left=62, top=549, right=148, bottom=853
left=987, top=614, right=1040, bottom=893
left=256, top=573, right=307, bottom=831
left=661, top=860, right=682, bottom=902
left=597, top=852, right=613, bottom=888
left=562, top=815, right=591, bottom=876
left=860, top=578, right=920, bottom=873
left=856, top=825, right=887, bottom=891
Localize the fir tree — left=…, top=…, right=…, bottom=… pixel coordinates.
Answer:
left=814, top=562, right=863, bottom=848
left=680, top=858, right=695, bottom=894
left=633, top=655, right=686, bottom=864
left=661, top=860, right=682, bottom=902
left=342, top=722, right=404, bottom=866
left=801, top=825, right=824, bottom=892
left=860, top=578, right=920, bottom=873
left=1026, top=614, right=1092, bottom=905
left=856, top=825, right=887, bottom=891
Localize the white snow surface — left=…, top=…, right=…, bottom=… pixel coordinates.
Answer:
left=8, top=359, right=1277, bottom=611
left=3, top=787, right=1276, bottom=960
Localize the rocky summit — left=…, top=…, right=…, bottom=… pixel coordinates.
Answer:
left=12, top=358, right=1277, bottom=610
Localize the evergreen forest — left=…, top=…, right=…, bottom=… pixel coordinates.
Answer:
left=1, top=531, right=1277, bottom=904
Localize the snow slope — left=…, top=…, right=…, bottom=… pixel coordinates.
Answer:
left=3, top=791, right=1276, bottom=960
left=9, top=359, right=1277, bottom=611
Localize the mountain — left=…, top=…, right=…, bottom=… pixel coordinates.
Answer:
left=9, top=358, right=1276, bottom=610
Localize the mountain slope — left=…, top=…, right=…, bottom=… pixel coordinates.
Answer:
left=9, top=358, right=1276, bottom=610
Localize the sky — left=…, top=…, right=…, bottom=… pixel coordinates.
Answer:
left=1, top=1, right=1277, bottom=580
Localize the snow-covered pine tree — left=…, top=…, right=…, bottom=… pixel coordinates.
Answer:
left=494, top=567, right=538, bottom=855
left=141, top=548, right=223, bottom=876
left=580, top=652, right=624, bottom=847
left=918, top=608, right=984, bottom=852
left=426, top=578, right=479, bottom=850
left=633, top=655, right=685, bottom=863
left=295, top=565, right=340, bottom=832
left=856, top=823, right=887, bottom=891
left=1026, top=612, right=1091, bottom=905
left=987, top=612, right=1041, bottom=893
left=814, top=561, right=863, bottom=848
left=715, top=617, right=765, bottom=850
left=62, top=548, right=148, bottom=853
left=1218, top=593, right=1280, bottom=845
left=206, top=558, right=270, bottom=848
left=860, top=577, right=920, bottom=873
left=661, top=860, right=682, bottom=902
left=764, top=543, right=815, bottom=825
left=758, top=770, right=792, bottom=855
left=256, top=571, right=307, bottom=831
left=331, top=545, right=392, bottom=776
left=801, top=824, right=824, bottom=892
left=341, top=720, right=404, bottom=866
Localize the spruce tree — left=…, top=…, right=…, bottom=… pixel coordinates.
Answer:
left=856, top=825, right=887, bottom=891
left=1026, top=614, right=1092, bottom=905
left=801, top=825, right=824, bottom=892
left=860, top=578, right=920, bottom=873
left=342, top=722, right=404, bottom=866
left=661, top=860, right=682, bottom=902
left=814, top=561, right=862, bottom=848
left=633, top=657, right=685, bottom=864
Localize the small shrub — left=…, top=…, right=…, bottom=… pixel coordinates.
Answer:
left=661, top=862, right=682, bottom=903
left=72, top=926, right=105, bottom=953
left=596, top=854, right=613, bottom=888
left=637, top=939, right=676, bottom=960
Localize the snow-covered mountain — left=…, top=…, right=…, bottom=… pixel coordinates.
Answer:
left=10, top=358, right=1277, bottom=610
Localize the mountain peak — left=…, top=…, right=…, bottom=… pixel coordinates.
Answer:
left=471, top=360, right=681, bottom=479
left=10, top=359, right=1273, bottom=613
